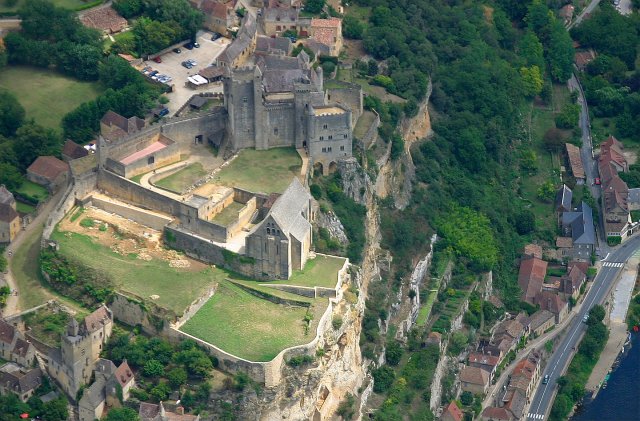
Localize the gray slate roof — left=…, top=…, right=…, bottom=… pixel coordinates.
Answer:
left=628, top=188, right=640, bottom=206
left=269, top=178, right=312, bottom=242
left=555, top=184, right=572, bottom=212
left=218, top=13, right=256, bottom=64
left=79, top=376, right=106, bottom=411
left=0, top=368, right=42, bottom=394
left=562, top=201, right=595, bottom=245
left=258, top=54, right=310, bottom=93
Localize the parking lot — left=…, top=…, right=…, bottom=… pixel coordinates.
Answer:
left=143, top=31, right=230, bottom=114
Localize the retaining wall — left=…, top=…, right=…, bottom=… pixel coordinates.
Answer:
left=88, top=195, right=173, bottom=231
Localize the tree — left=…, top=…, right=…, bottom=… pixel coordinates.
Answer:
left=537, top=180, right=556, bottom=202
left=449, top=331, right=468, bottom=355
left=520, top=149, right=538, bottom=173
left=588, top=305, right=606, bottom=324
left=167, top=367, right=188, bottom=388
left=520, top=65, right=543, bottom=97
left=519, top=30, right=545, bottom=70
left=13, top=122, right=62, bottom=170
left=372, top=365, right=395, bottom=393
left=0, top=163, right=24, bottom=190
left=305, top=0, right=325, bottom=14
left=0, top=89, right=25, bottom=137
left=42, top=397, right=69, bottom=421
left=113, top=0, right=143, bottom=19
left=0, top=39, right=7, bottom=69
left=106, top=408, right=140, bottom=421
left=143, top=359, right=165, bottom=377
left=460, top=391, right=473, bottom=406
left=555, top=103, right=580, bottom=129
left=150, top=382, right=171, bottom=402
left=543, top=127, right=569, bottom=151
left=385, top=340, right=403, bottom=366
left=133, top=17, right=177, bottom=56
left=547, top=21, right=574, bottom=82
left=343, top=15, right=365, bottom=40
left=515, top=210, right=536, bottom=235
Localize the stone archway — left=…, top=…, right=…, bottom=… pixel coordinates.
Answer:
left=328, top=162, right=338, bottom=174
left=314, top=162, right=324, bottom=177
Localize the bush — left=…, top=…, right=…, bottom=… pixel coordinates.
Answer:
left=79, top=218, right=95, bottom=228
left=372, top=365, right=395, bottom=393
left=385, top=340, right=403, bottom=366
left=287, top=355, right=314, bottom=367
left=332, top=316, right=343, bottom=330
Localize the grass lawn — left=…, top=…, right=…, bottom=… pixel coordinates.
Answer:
left=212, top=147, right=302, bottom=194
left=10, top=224, right=49, bottom=310
left=0, top=66, right=103, bottom=129
left=180, top=281, right=324, bottom=361
left=0, top=0, right=94, bottom=13
left=211, top=201, right=244, bottom=226
left=50, top=229, right=226, bottom=314
left=354, top=111, right=377, bottom=140
left=15, top=201, right=36, bottom=214
left=285, top=255, right=346, bottom=288
left=22, top=307, right=72, bottom=348
left=15, top=180, right=49, bottom=203
left=154, top=163, right=207, bottom=193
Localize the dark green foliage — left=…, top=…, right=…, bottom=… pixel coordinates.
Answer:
left=372, top=365, right=395, bottom=393
left=0, top=162, right=24, bottom=191
left=305, top=0, right=325, bottom=14
left=385, top=340, right=403, bottom=366
left=167, top=367, right=188, bottom=388
left=607, top=236, right=622, bottom=246
left=143, top=359, right=165, bottom=377
left=336, top=393, right=356, bottom=420
left=113, top=0, right=143, bottom=19
left=555, top=103, right=580, bottom=129
left=460, top=391, right=473, bottom=406
left=0, top=89, right=25, bottom=137
left=343, top=15, right=365, bottom=39
left=310, top=184, right=322, bottom=199
left=515, top=210, right=536, bottom=235
left=106, top=407, right=140, bottom=421
left=287, top=354, right=315, bottom=367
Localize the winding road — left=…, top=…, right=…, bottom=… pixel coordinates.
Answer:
left=525, top=235, right=640, bottom=420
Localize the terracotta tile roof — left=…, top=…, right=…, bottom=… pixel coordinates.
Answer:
left=27, top=156, right=69, bottom=182
left=0, top=318, right=16, bottom=344
left=482, top=406, right=514, bottom=420
left=82, top=305, right=111, bottom=335
left=518, top=256, right=547, bottom=303
left=312, top=27, right=336, bottom=47
left=575, top=50, right=596, bottom=69
left=566, top=143, right=585, bottom=179
left=535, top=290, right=567, bottom=316
left=523, top=244, right=542, bottom=259
left=468, top=352, right=499, bottom=368
left=311, top=17, right=341, bottom=28
left=62, top=139, right=88, bottom=160
left=442, top=401, right=464, bottom=421
left=79, top=7, right=127, bottom=33
left=202, top=0, right=231, bottom=19
left=12, top=338, right=32, bottom=358
left=114, top=360, right=134, bottom=387
left=559, top=4, right=575, bottom=18
left=568, top=261, right=589, bottom=275
left=460, top=366, right=490, bottom=386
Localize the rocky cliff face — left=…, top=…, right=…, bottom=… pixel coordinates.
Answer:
left=316, top=210, right=349, bottom=245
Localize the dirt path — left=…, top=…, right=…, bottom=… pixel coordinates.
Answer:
left=2, top=188, right=65, bottom=316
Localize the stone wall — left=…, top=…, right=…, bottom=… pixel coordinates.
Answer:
left=88, top=195, right=173, bottom=231
left=122, top=141, right=181, bottom=179
left=325, top=82, right=363, bottom=126
left=361, top=110, right=380, bottom=150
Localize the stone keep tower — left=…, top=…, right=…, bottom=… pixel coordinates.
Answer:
left=223, top=67, right=257, bottom=150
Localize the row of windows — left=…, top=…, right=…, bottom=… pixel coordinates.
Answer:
left=319, top=134, right=348, bottom=141
left=321, top=146, right=346, bottom=153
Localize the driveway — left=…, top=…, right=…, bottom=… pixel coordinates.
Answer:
left=143, top=31, right=230, bottom=115
left=617, top=0, right=633, bottom=15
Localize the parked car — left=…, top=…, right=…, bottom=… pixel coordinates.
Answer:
left=594, top=177, right=601, bottom=185
left=173, top=48, right=182, bottom=53
left=211, top=32, right=221, bottom=41
left=184, top=42, right=194, bottom=50
left=142, top=66, right=152, bottom=74
left=583, top=314, right=589, bottom=323
left=193, top=41, right=200, bottom=48
left=181, top=61, right=193, bottom=69
left=187, top=59, right=197, bottom=66
left=148, top=70, right=159, bottom=77
left=153, top=56, right=162, bottom=63
left=158, top=108, right=169, bottom=117
left=542, top=375, right=549, bottom=385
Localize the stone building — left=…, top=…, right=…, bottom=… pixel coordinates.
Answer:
left=48, top=305, right=114, bottom=398
left=100, top=111, right=146, bottom=142
left=0, top=365, right=42, bottom=402
left=246, top=178, right=313, bottom=279
left=224, top=52, right=353, bottom=174
left=216, top=13, right=257, bottom=68
left=62, top=139, right=89, bottom=162
left=78, top=359, right=135, bottom=421
left=26, top=156, right=70, bottom=192
left=201, top=0, right=236, bottom=36
left=0, top=185, right=20, bottom=244
left=459, top=366, right=490, bottom=395
left=0, top=318, right=36, bottom=367
left=139, top=401, right=199, bottom=421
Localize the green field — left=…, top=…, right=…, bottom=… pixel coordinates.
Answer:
left=0, top=66, right=103, bottom=129
left=15, top=180, right=49, bottom=203
left=10, top=224, right=49, bottom=310
left=0, top=0, right=95, bottom=13
left=285, top=255, right=346, bottom=288
left=154, top=163, right=207, bottom=193
left=50, top=229, right=225, bottom=313
left=15, top=201, right=36, bottom=214
left=180, top=281, right=326, bottom=361
left=212, top=148, right=302, bottom=194
left=211, top=201, right=244, bottom=226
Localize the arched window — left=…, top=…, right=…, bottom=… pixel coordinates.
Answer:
left=267, top=228, right=271, bottom=234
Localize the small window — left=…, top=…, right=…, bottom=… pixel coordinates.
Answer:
left=274, top=127, right=278, bottom=135
left=267, top=228, right=271, bottom=234
left=242, top=97, right=248, bottom=103
left=323, top=124, right=328, bottom=129
left=322, top=147, right=326, bottom=152
left=328, top=147, right=332, bottom=152
left=340, top=146, right=345, bottom=151
left=320, top=136, right=324, bottom=140
left=328, top=135, right=333, bottom=140
left=344, top=134, right=348, bottom=139
left=147, top=156, right=155, bottom=165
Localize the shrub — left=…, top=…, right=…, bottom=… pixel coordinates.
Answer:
left=372, top=365, right=395, bottom=393
left=287, top=355, right=314, bottom=367
left=332, top=316, right=343, bottom=330
left=79, top=218, right=95, bottom=228
left=385, top=340, right=403, bottom=366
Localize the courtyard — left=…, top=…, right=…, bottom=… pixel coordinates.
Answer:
left=211, top=147, right=303, bottom=194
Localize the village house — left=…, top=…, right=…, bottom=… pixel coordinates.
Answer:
left=518, top=256, right=547, bottom=304
left=441, top=401, right=464, bottom=421
left=559, top=4, right=575, bottom=25
left=535, top=290, right=568, bottom=323
left=459, top=366, right=491, bottom=395
left=560, top=201, right=596, bottom=260
left=100, top=111, right=146, bottom=142
left=0, top=364, right=42, bottom=402
left=481, top=407, right=514, bottom=421
left=26, top=156, right=70, bottom=192
left=139, top=401, right=200, bottom=421
left=61, top=139, right=89, bottom=162
left=259, top=7, right=305, bottom=37
left=523, top=310, right=555, bottom=337
left=575, top=50, right=597, bottom=71
left=555, top=184, right=572, bottom=223
left=0, top=317, right=36, bottom=367
left=468, top=351, right=500, bottom=381
left=308, top=18, right=343, bottom=56
left=78, top=359, right=135, bottom=421
left=201, top=0, right=237, bottom=36
left=255, top=35, right=292, bottom=57
left=0, top=185, right=21, bottom=244
left=598, top=136, right=633, bottom=240
left=560, top=263, right=587, bottom=300
left=492, top=317, right=527, bottom=355
left=565, top=143, right=585, bottom=184
left=79, top=7, right=128, bottom=34
left=523, top=244, right=543, bottom=260
left=216, top=13, right=257, bottom=67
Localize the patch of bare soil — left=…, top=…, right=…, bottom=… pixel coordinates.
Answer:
left=60, top=207, right=208, bottom=271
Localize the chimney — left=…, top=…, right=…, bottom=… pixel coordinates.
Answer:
left=176, top=406, right=185, bottom=415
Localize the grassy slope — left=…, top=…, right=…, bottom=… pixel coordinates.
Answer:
left=211, top=201, right=244, bottom=226
left=0, top=0, right=90, bottom=13
left=15, top=180, right=49, bottom=202
left=285, top=255, right=346, bottom=288
left=154, top=163, right=207, bottom=193
left=0, top=66, right=103, bottom=129
left=10, top=224, right=49, bottom=310
left=212, top=147, right=302, bottom=194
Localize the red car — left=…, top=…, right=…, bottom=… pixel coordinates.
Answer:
left=153, top=56, right=162, bottom=63
left=594, top=177, right=601, bottom=185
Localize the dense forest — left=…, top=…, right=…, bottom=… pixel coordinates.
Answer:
left=346, top=0, right=580, bottom=419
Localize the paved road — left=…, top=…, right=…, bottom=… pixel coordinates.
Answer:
left=617, top=0, right=633, bottom=15
left=525, top=235, right=640, bottom=420
left=569, top=0, right=602, bottom=29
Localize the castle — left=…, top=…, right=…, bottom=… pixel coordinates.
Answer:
left=89, top=48, right=360, bottom=280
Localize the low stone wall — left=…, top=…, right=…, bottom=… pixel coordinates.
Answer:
left=43, top=171, right=97, bottom=240
left=88, top=195, right=173, bottom=231
left=230, top=281, right=310, bottom=307
left=109, top=292, right=172, bottom=335
left=261, top=284, right=338, bottom=299
left=147, top=162, right=189, bottom=187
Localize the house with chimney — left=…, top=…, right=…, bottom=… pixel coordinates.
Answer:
left=559, top=201, right=596, bottom=260
left=78, top=358, right=135, bottom=421
left=0, top=185, right=21, bottom=244
left=468, top=351, right=500, bottom=381
left=0, top=364, right=42, bottom=402
left=0, top=318, right=36, bottom=367
left=139, top=401, right=200, bottom=421
left=518, top=256, right=547, bottom=304
left=598, top=137, right=634, bottom=240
